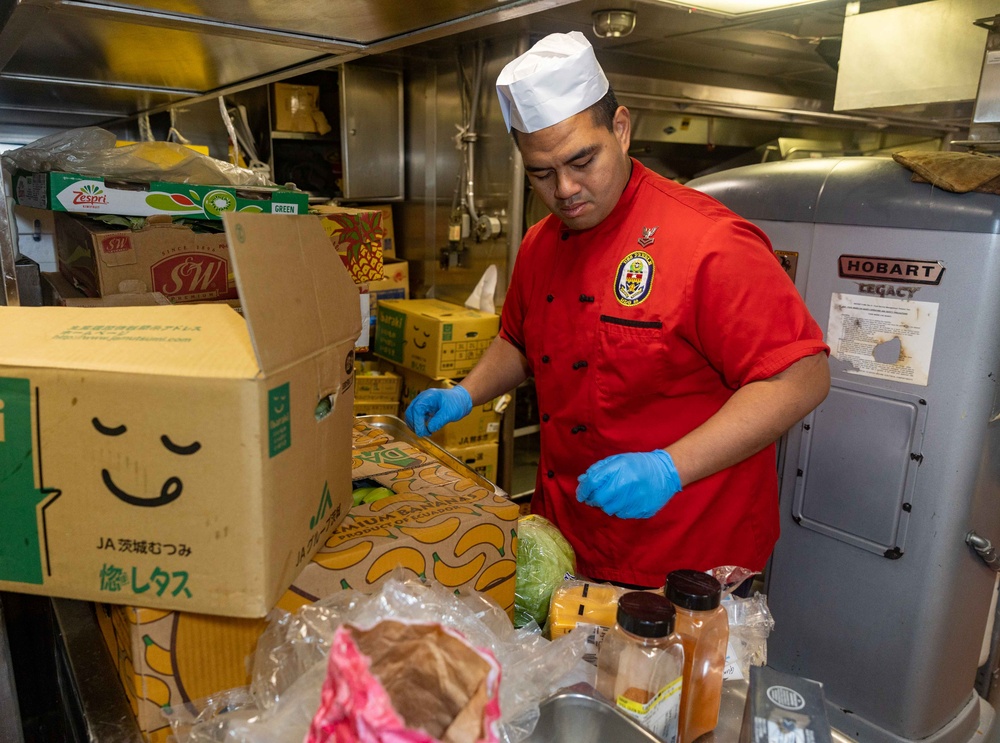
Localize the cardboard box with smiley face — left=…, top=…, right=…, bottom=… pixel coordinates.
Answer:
left=0, top=213, right=361, bottom=617
left=373, top=299, right=498, bottom=379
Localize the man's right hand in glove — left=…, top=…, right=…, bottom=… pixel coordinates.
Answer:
left=404, top=386, right=473, bottom=437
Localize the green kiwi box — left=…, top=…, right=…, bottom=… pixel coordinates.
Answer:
left=13, top=170, right=309, bottom=220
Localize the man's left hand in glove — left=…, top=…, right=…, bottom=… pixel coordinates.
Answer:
left=576, top=449, right=683, bottom=519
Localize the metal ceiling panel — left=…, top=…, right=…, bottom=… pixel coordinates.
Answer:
left=2, top=12, right=330, bottom=92
left=0, top=0, right=578, bottom=129
left=82, top=0, right=536, bottom=44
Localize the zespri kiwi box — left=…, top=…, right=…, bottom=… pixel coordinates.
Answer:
left=0, top=213, right=360, bottom=617
left=13, top=170, right=309, bottom=220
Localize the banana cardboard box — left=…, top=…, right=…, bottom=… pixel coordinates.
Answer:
left=399, top=367, right=506, bottom=448
left=96, top=419, right=518, bottom=743
left=0, top=213, right=360, bottom=618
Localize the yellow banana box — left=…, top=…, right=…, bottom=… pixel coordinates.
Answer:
left=96, top=419, right=518, bottom=743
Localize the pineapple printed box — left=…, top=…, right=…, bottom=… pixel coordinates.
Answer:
left=313, top=205, right=385, bottom=284
left=96, top=419, right=519, bottom=743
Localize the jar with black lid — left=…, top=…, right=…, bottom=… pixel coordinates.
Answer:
left=596, top=591, right=684, bottom=743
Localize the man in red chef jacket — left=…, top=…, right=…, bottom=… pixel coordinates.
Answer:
left=406, top=31, right=830, bottom=589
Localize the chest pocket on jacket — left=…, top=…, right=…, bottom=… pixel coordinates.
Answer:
left=594, top=314, right=668, bottom=403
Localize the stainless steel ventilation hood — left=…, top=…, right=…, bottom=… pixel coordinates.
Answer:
left=0, top=0, right=577, bottom=134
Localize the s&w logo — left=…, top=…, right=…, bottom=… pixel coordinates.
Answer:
left=150, top=254, right=228, bottom=298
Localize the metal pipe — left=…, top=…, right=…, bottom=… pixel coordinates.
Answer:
left=465, top=41, right=484, bottom=225
left=968, top=531, right=1000, bottom=572
left=0, top=168, right=20, bottom=306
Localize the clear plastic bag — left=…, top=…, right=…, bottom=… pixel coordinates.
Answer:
left=164, top=572, right=591, bottom=743
left=514, top=515, right=576, bottom=629
left=720, top=590, right=774, bottom=679
left=1, top=126, right=274, bottom=187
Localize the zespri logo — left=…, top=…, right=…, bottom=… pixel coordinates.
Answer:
left=72, top=184, right=108, bottom=207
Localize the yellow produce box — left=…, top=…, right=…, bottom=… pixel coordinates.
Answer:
left=399, top=367, right=506, bottom=447
left=445, top=442, right=499, bottom=483
left=0, top=213, right=359, bottom=617
left=366, top=257, right=409, bottom=338
left=364, top=204, right=396, bottom=257
left=374, top=299, right=498, bottom=380
left=353, top=400, right=399, bottom=417
left=96, top=419, right=518, bottom=743
left=354, top=359, right=402, bottom=402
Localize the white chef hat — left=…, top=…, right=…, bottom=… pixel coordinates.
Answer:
left=496, top=31, right=610, bottom=134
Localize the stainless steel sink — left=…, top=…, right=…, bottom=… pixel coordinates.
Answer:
left=523, top=683, right=665, bottom=743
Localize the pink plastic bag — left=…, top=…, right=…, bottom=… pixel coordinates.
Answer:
left=306, top=620, right=502, bottom=743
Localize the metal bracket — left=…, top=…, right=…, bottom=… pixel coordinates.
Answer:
left=0, top=168, right=21, bottom=306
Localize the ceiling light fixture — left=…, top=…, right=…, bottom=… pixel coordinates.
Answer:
left=654, top=0, right=827, bottom=17
left=592, top=9, right=637, bottom=38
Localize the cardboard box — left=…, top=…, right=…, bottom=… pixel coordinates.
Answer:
left=41, top=271, right=173, bottom=308
left=447, top=442, right=499, bottom=483
left=96, top=420, right=518, bottom=743
left=375, top=299, right=498, bottom=379
left=366, top=257, right=409, bottom=336
left=13, top=170, right=309, bottom=220
left=353, top=400, right=399, bottom=417
left=272, top=83, right=331, bottom=134
left=54, top=213, right=238, bottom=302
left=399, top=368, right=505, bottom=447
left=368, top=204, right=396, bottom=257
left=313, top=206, right=385, bottom=284
left=740, top=665, right=833, bottom=743
left=0, top=213, right=361, bottom=617
left=354, top=359, right=402, bottom=402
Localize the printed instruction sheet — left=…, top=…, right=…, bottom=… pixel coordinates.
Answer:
left=827, top=293, right=938, bottom=386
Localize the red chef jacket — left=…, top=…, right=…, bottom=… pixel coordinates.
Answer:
left=500, top=160, right=828, bottom=587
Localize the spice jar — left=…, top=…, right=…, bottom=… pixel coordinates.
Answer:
left=596, top=591, right=685, bottom=743
left=666, top=569, right=729, bottom=743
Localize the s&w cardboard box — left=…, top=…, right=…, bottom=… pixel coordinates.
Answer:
left=55, top=213, right=238, bottom=302
left=0, top=213, right=360, bottom=617
left=374, top=299, right=498, bottom=379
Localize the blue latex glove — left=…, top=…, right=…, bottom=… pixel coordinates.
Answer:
left=576, top=449, right=682, bottom=519
left=404, top=386, right=473, bottom=437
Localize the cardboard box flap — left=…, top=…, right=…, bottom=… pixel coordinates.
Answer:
left=0, top=305, right=259, bottom=378
left=223, top=213, right=361, bottom=374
